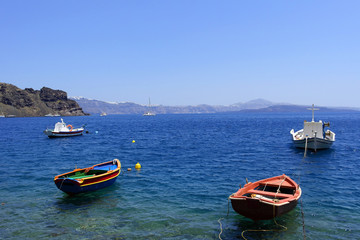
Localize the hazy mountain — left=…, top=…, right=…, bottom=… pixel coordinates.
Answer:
left=232, top=98, right=275, bottom=109
left=71, top=97, right=359, bottom=115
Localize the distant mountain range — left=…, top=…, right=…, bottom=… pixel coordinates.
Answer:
left=71, top=97, right=360, bottom=115
left=3, top=81, right=356, bottom=117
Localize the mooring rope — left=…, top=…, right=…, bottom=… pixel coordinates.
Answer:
left=290, top=137, right=307, bottom=240
left=304, top=136, right=308, bottom=158
left=218, top=217, right=224, bottom=240
left=240, top=203, right=287, bottom=240
left=299, top=140, right=307, bottom=240
left=218, top=197, right=231, bottom=239
left=58, top=177, right=68, bottom=191
left=300, top=197, right=306, bottom=239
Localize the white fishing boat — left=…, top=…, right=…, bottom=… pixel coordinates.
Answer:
left=143, top=98, right=156, bottom=116
left=290, top=104, right=335, bottom=151
left=44, top=118, right=84, bottom=138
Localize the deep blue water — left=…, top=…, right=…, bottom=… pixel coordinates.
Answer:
left=0, top=113, right=359, bottom=239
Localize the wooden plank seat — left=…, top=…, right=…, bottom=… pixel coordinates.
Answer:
left=260, top=180, right=294, bottom=188
left=247, top=189, right=294, bottom=199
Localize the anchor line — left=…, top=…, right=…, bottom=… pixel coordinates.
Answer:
left=218, top=218, right=224, bottom=240
left=218, top=197, right=231, bottom=240
left=292, top=137, right=308, bottom=240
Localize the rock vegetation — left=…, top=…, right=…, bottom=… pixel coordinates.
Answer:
left=0, top=83, right=88, bottom=117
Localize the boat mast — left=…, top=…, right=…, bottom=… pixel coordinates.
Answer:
left=308, top=104, right=319, bottom=122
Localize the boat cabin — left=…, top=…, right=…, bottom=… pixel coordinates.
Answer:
left=54, top=118, right=71, bottom=132
left=303, top=120, right=324, bottom=139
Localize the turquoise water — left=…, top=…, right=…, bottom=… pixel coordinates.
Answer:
left=0, top=113, right=359, bottom=239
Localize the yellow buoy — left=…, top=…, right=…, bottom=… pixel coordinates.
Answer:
left=135, top=162, right=141, bottom=169
left=132, top=140, right=135, bottom=143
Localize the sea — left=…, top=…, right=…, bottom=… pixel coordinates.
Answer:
left=0, top=112, right=359, bottom=240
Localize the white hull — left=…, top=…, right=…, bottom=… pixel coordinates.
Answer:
left=44, top=128, right=84, bottom=137
left=292, top=137, right=333, bottom=150
left=290, top=128, right=335, bottom=151
left=44, top=118, right=84, bottom=138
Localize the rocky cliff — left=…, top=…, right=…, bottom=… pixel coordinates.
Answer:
left=0, top=83, right=88, bottom=117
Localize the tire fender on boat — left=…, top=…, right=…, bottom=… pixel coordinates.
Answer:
left=67, top=125, right=73, bottom=131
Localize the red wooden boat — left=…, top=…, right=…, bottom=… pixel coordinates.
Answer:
left=229, top=174, right=301, bottom=221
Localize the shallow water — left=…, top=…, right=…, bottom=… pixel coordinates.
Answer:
left=0, top=113, right=359, bottom=239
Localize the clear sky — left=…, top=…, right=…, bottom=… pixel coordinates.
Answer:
left=1, top=1, right=359, bottom=107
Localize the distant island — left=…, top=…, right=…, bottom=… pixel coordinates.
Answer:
left=1, top=82, right=358, bottom=117
left=71, top=97, right=360, bottom=115
left=0, top=83, right=88, bottom=117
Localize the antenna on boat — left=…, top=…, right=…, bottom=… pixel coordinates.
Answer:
left=307, top=104, right=319, bottom=122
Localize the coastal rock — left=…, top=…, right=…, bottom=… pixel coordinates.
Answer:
left=0, top=82, right=88, bottom=117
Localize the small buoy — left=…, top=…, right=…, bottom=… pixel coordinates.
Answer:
left=132, top=140, right=135, bottom=143
left=135, top=162, right=141, bottom=169
left=127, top=168, right=132, bottom=171
left=95, top=131, right=98, bottom=134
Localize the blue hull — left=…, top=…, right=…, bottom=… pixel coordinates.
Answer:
left=55, top=177, right=118, bottom=194
left=54, top=159, right=121, bottom=195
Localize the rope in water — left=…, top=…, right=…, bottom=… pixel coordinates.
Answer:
left=299, top=137, right=308, bottom=239
left=218, top=197, right=231, bottom=239
left=304, top=136, right=308, bottom=158
left=292, top=136, right=307, bottom=239
left=301, top=197, right=306, bottom=239
left=240, top=199, right=287, bottom=240
left=241, top=221, right=287, bottom=240
left=58, top=177, right=68, bottom=191
left=218, top=218, right=224, bottom=240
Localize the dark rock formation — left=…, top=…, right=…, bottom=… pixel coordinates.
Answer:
left=0, top=82, right=88, bottom=117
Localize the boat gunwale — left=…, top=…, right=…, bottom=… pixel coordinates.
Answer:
left=229, top=174, right=302, bottom=205
left=230, top=187, right=302, bottom=206
left=46, top=128, right=84, bottom=134
left=290, top=128, right=335, bottom=142
left=54, top=159, right=121, bottom=183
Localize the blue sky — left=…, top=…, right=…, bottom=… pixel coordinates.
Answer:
left=1, top=1, right=359, bottom=107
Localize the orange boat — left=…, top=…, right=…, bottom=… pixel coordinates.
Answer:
left=229, top=174, right=301, bottom=221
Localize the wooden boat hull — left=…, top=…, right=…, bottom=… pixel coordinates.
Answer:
left=229, top=174, right=301, bottom=221
left=54, top=159, right=121, bottom=195
left=230, top=195, right=299, bottom=221
left=44, top=129, right=84, bottom=138
left=292, top=137, right=333, bottom=150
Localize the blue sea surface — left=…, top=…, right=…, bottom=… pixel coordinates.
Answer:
left=0, top=113, right=359, bottom=239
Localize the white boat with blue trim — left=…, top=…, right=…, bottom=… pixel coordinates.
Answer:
left=290, top=104, right=335, bottom=151
left=44, top=118, right=84, bottom=138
